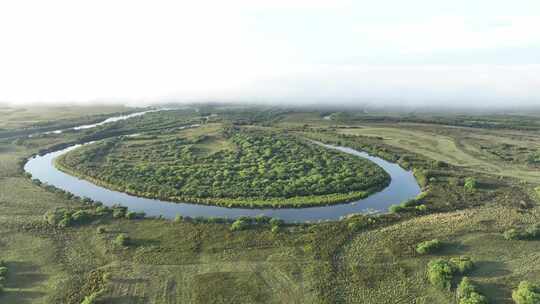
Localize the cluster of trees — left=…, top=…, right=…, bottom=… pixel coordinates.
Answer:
left=230, top=216, right=284, bottom=232
left=427, top=256, right=474, bottom=290
left=59, top=128, right=389, bottom=206
left=513, top=281, right=540, bottom=304
left=388, top=191, right=429, bottom=214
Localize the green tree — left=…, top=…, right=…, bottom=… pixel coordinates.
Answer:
left=464, top=177, right=477, bottom=191
left=512, top=281, right=540, bottom=304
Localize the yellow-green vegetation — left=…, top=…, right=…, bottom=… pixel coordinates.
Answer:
left=338, top=125, right=540, bottom=183
left=512, top=281, right=540, bottom=304
left=2, top=106, right=540, bottom=304
left=55, top=124, right=390, bottom=208
left=0, top=104, right=133, bottom=139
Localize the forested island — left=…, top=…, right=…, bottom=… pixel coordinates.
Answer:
left=56, top=124, right=390, bottom=207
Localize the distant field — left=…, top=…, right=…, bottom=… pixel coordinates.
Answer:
left=0, top=105, right=130, bottom=131
left=338, top=125, right=540, bottom=183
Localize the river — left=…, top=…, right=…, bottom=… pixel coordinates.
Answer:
left=24, top=112, right=421, bottom=223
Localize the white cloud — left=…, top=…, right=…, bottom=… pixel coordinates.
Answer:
left=0, top=1, right=538, bottom=105
left=355, top=16, right=540, bottom=53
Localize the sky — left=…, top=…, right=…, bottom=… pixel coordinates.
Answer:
left=0, top=0, right=539, bottom=107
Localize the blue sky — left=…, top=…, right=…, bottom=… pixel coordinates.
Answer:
left=0, top=0, right=538, bottom=106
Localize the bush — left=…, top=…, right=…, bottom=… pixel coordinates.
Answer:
left=0, top=266, right=7, bottom=276
left=450, top=256, right=475, bottom=274
left=231, top=218, right=249, bottom=231
left=97, top=226, right=106, bottom=234
left=114, top=233, right=130, bottom=246
left=81, top=291, right=100, bottom=304
left=125, top=211, right=137, bottom=219
left=464, top=177, right=477, bottom=191
left=415, top=204, right=427, bottom=212
left=416, top=239, right=442, bottom=254
left=512, top=281, right=540, bottom=304
left=271, top=225, right=281, bottom=234
left=71, top=210, right=91, bottom=223
left=504, top=225, right=540, bottom=241
left=389, top=204, right=406, bottom=213
left=112, top=206, right=127, bottom=218
left=504, top=229, right=523, bottom=240
left=460, top=292, right=488, bottom=304
left=427, top=259, right=455, bottom=290
left=269, top=218, right=283, bottom=227
left=457, top=277, right=488, bottom=304
left=525, top=224, right=540, bottom=239
left=174, top=214, right=183, bottom=223
left=427, top=257, right=475, bottom=290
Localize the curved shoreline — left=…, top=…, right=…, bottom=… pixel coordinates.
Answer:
left=24, top=140, right=421, bottom=222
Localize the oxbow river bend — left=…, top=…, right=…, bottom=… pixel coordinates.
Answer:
left=24, top=112, right=421, bottom=223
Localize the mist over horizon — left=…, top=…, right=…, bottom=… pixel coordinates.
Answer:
left=1, top=1, right=539, bottom=109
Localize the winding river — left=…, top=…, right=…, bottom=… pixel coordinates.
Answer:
left=24, top=112, right=421, bottom=223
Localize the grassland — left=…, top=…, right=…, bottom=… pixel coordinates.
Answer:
left=1, top=106, right=540, bottom=303
left=337, top=124, right=540, bottom=183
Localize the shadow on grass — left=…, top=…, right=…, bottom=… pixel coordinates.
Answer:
left=0, top=290, right=47, bottom=304
left=472, top=260, right=511, bottom=278
left=478, top=282, right=512, bottom=304
left=4, top=261, right=48, bottom=289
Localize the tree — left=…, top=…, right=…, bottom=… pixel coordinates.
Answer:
left=464, top=177, right=477, bottom=191
left=427, top=259, right=455, bottom=290
left=512, top=281, right=540, bottom=304
left=114, top=233, right=130, bottom=246
left=231, top=218, right=249, bottom=231
left=416, top=239, right=442, bottom=254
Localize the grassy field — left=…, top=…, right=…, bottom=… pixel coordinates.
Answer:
left=1, top=106, right=540, bottom=303
left=337, top=124, right=540, bottom=183
left=0, top=104, right=132, bottom=132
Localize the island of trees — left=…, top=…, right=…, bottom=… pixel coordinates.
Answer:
left=55, top=125, right=390, bottom=208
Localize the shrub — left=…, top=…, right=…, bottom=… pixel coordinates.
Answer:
left=427, top=259, right=455, bottom=290
left=231, top=218, right=250, bottom=231
left=57, top=215, right=72, bottom=228
left=271, top=225, right=281, bottom=234
left=450, top=256, right=474, bottom=274
left=71, top=210, right=91, bottom=223
left=460, top=292, right=488, bottom=304
left=0, top=266, right=7, bottom=276
left=525, top=224, right=540, bottom=239
left=464, top=177, right=477, bottom=191
left=112, top=207, right=127, bottom=218
left=97, top=226, right=106, bottom=234
left=125, top=211, right=137, bottom=219
left=415, top=204, right=427, bottom=212
left=504, top=229, right=523, bottom=240
left=81, top=291, right=100, bottom=304
left=457, top=277, right=488, bottom=304
left=269, top=218, right=283, bottom=227
left=389, top=204, right=406, bottom=213
left=174, top=214, right=183, bottom=223
left=114, top=233, right=130, bottom=246
left=512, top=281, right=540, bottom=304
left=416, top=239, right=442, bottom=254
left=95, top=206, right=110, bottom=215
left=255, top=215, right=271, bottom=224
